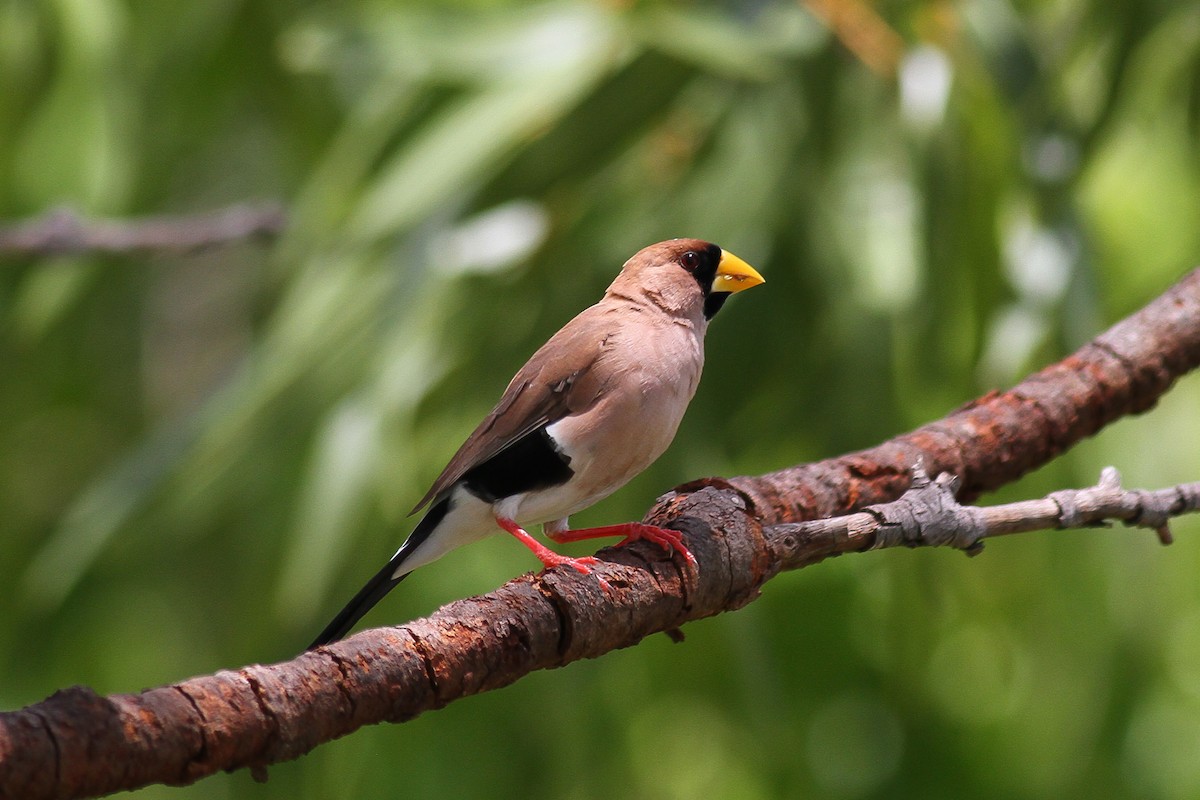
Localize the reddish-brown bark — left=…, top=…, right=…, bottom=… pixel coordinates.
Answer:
left=728, top=269, right=1200, bottom=528
left=2, top=268, right=1199, bottom=800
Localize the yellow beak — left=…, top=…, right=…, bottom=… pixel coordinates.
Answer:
left=713, top=250, right=765, bottom=293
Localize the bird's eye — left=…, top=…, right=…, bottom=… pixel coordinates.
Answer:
left=680, top=251, right=700, bottom=271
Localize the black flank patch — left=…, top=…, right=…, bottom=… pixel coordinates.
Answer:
left=463, top=427, right=574, bottom=502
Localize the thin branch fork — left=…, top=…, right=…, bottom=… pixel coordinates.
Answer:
left=767, top=466, right=1200, bottom=572
left=1, top=267, right=1200, bottom=799
left=0, top=204, right=286, bottom=257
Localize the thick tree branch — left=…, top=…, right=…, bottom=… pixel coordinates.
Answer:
left=726, top=269, right=1200, bottom=531
left=2, top=268, right=1199, bottom=799
left=0, top=204, right=286, bottom=257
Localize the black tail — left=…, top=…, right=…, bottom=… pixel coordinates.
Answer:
left=307, top=558, right=411, bottom=650
left=307, top=497, right=451, bottom=650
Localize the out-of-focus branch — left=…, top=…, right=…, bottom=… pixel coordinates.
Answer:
left=0, top=204, right=286, bottom=258
left=1, top=267, right=1199, bottom=799
left=802, top=0, right=905, bottom=77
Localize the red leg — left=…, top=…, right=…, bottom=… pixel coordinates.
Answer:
left=547, top=522, right=697, bottom=567
left=495, top=517, right=606, bottom=580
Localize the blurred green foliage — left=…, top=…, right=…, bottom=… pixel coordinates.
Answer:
left=3, top=0, right=1200, bottom=797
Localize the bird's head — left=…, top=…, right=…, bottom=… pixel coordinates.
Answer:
left=608, top=238, right=765, bottom=321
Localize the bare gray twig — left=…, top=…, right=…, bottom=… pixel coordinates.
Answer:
left=765, top=466, right=1200, bottom=570
left=0, top=204, right=286, bottom=257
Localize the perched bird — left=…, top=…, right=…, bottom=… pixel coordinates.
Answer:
left=309, top=239, right=764, bottom=648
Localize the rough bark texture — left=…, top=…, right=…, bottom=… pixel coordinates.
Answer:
left=2, top=268, right=1199, bottom=800
left=728, top=269, right=1200, bottom=534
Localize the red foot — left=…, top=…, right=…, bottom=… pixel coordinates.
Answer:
left=538, top=552, right=601, bottom=575
left=548, top=522, right=697, bottom=568
left=495, top=517, right=611, bottom=589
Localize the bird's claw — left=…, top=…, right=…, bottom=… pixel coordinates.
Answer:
left=617, top=523, right=698, bottom=568
left=541, top=554, right=599, bottom=574
left=538, top=554, right=613, bottom=592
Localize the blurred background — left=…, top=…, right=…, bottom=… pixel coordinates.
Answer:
left=2, top=0, right=1200, bottom=797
